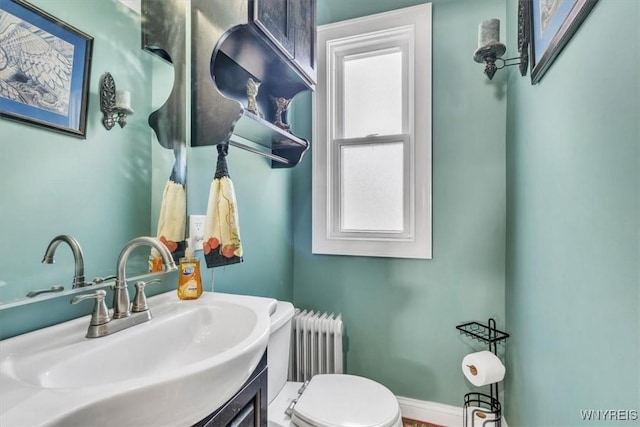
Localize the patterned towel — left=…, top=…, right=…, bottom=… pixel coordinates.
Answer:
left=157, top=180, right=186, bottom=250
left=203, top=143, right=243, bottom=268
left=150, top=148, right=186, bottom=270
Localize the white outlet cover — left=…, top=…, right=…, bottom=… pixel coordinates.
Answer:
left=189, top=215, right=206, bottom=250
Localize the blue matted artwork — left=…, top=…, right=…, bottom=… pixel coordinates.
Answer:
left=529, top=0, right=598, bottom=84
left=0, top=0, right=93, bottom=137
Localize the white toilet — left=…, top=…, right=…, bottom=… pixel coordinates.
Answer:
left=268, top=301, right=403, bottom=427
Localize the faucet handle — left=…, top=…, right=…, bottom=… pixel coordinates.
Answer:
left=90, top=275, right=117, bottom=285
left=71, top=290, right=111, bottom=326
left=132, top=279, right=162, bottom=313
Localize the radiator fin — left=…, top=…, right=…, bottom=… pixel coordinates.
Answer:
left=288, top=309, right=344, bottom=382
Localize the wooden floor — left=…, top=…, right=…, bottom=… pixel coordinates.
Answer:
left=402, top=417, right=445, bottom=427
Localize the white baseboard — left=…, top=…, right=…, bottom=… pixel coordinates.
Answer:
left=396, top=396, right=508, bottom=427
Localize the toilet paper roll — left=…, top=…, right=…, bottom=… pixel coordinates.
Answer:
left=466, top=406, right=500, bottom=423
left=462, top=351, right=505, bottom=386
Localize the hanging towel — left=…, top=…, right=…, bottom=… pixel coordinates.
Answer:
left=150, top=147, right=186, bottom=270
left=203, top=143, right=243, bottom=268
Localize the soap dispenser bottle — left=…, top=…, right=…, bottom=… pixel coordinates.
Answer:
left=177, top=238, right=203, bottom=300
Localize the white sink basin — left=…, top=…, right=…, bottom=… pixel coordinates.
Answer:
left=0, top=291, right=276, bottom=426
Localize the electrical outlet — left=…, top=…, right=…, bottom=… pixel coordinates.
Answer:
left=189, top=215, right=206, bottom=250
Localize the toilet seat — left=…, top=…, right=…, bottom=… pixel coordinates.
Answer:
left=290, top=374, right=401, bottom=427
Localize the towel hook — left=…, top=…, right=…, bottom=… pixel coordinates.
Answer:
left=217, top=142, right=229, bottom=156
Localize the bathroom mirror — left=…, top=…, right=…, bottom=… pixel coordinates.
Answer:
left=0, top=0, right=176, bottom=307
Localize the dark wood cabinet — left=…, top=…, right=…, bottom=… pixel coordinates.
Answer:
left=252, top=0, right=316, bottom=83
left=291, top=0, right=316, bottom=84
left=193, top=353, right=267, bottom=427
left=253, top=0, right=295, bottom=59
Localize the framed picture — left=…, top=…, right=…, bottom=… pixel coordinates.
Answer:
left=0, top=0, right=93, bottom=138
left=529, top=0, right=598, bottom=84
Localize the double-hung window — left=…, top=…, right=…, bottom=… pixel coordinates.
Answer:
left=312, top=4, right=432, bottom=259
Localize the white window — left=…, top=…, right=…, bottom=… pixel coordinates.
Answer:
left=312, top=4, right=432, bottom=259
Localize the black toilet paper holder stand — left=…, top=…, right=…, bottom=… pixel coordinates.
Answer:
left=456, top=318, right=509, bottom=427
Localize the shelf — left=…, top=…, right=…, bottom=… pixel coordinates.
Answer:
left=194, top=44, right=310, bottom=168
left=144, top=0, right=314, bottom=168
left=232, top=110, right=309, bottom=168
left=456, top=321, right=509, bottom=344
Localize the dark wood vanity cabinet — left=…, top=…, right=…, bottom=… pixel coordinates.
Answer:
left=194, top=353, right=267, bottom=427
left=251, top=0, right=317, bottom=84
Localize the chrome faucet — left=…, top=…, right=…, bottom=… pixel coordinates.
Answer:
left=42, top=235, right=86, bottom=289
left=71, top=236, right=177, bottom=338
left=113, top=236, right=177, bottom=319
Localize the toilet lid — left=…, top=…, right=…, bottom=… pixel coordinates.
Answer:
left=292, top=374, right=400, bottom=427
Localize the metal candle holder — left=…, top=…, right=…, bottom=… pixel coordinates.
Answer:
left=473, top=2, right=529, bottom=80
left=99, top=72, right=134, bottom=130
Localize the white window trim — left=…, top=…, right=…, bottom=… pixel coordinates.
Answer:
left=312, top=4, right=432, bottom=259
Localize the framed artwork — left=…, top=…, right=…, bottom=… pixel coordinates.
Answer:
left=529, top=0, right=598, bottom=84
left=0, top=0, right=93, bottom=138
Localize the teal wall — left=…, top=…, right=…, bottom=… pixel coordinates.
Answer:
left=0, top=0, right=157, bottom=337
left=505, top=1, right=640, bottom=425
left=292, top=0, right=508, bottom=406
left=4, top=2, right=637, bottom=423
left=0, top=0, right=154, bottom=305
left=0, top=0, right=294, bottom=339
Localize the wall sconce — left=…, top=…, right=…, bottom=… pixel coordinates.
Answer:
left=473, top=2, right=530, bottom=80
left=99, top=72, right=134, bottom=130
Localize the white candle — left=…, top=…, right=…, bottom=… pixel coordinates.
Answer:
left=115, top=89, right=131, bottom=110
left=478, top=19, right=500, bottom=49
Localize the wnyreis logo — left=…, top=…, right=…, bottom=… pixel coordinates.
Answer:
left=580, top=410, right=638, bottom=421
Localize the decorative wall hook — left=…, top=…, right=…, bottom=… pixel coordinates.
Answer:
left=99, top=72, right=134, bottom=130
left=473, top=2, right=529, bottom=80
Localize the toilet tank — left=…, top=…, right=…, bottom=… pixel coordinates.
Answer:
left=268, top=300, right=295, bottom=404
